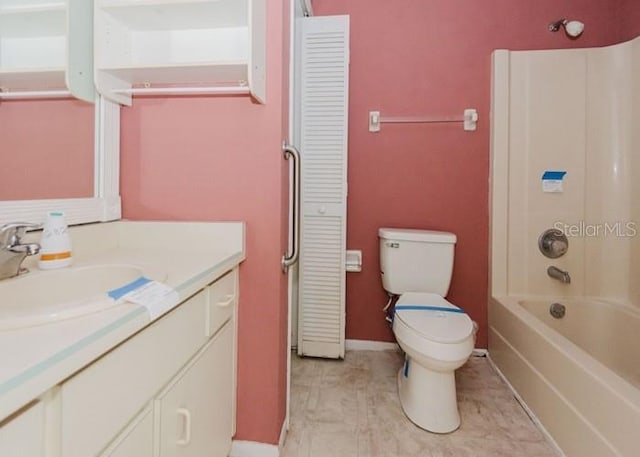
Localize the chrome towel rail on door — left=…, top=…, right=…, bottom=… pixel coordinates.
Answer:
left=282, top=142, right=301, bottom=272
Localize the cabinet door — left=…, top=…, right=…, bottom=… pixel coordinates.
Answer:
left=61, top=291, right=207, bottom=457
left=0, top=401, right=45, bottom=457
left=157, top=322, right=233, bottom=457
left=99, top=404, right=153, bottom=457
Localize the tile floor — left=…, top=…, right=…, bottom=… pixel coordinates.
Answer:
left=282, top=350, right=559, bottom=457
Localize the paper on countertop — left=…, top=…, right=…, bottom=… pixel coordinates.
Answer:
left=108, top=277, right=179, bottom=321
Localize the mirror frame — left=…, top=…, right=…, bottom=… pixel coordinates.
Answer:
left=0, top=96, right=121, bottom=226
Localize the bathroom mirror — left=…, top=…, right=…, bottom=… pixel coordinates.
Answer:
left=0, top=96, right=121, bottom=227
left=0, top=1, right=120, bottom=226
left=0, top=98, right=95, bottom=201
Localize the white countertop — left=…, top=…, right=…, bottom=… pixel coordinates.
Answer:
left=0, top=221, right=245, bottom=422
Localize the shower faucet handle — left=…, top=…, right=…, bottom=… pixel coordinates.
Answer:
left=538, top=229, right=568, bottom=258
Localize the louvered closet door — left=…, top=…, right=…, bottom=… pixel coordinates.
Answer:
left=297, top=15, right=349, bottom=359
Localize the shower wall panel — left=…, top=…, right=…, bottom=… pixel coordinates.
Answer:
left=629, top=40, right=640, bottom=307
left=491, top=37, right=640, bottom=306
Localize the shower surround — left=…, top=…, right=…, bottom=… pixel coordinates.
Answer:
left=489, top=36, right=640, bottom=457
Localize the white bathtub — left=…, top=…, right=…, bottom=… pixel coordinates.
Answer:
left=489, top=296, right=640, bottom=457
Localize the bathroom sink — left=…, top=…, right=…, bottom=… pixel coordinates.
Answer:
left=0, top=264, right=167, bottom=331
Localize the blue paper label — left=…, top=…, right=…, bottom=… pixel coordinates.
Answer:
left=107, top=276, right=152, bottom=300
left=542, top=171, right=567, bottom=180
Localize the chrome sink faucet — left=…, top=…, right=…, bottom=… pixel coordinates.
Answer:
left=547, top=266, right=571, bottom=284
left=0, top=222, right=41, bottom=280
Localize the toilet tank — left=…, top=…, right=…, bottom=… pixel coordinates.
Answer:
left=379, top=228, right=456, bottom=296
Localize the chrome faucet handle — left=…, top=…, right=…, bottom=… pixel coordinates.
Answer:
left=538, top=229, right=568, bottom=258
left=0, top=222, right=42, bottom=247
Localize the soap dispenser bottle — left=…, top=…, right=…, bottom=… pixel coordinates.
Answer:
left=38, top=211, right=73, bottom=270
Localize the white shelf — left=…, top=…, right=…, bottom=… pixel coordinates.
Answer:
left=99, top=28, right=249, bottom=69
left=0, top=0, right=65, bottom=11
left=95, top=0, right=265, bottom=105
left=101, top=62, right=249, bottom=86
left=0, top=68, right=66, bottom=91
left=0, top=0, right=94, bottom=101
left=99, top=0, right=248, bottom=30
left=0, top=37, right=66, bottom=70
left=0, top=5, right=65, bottom=37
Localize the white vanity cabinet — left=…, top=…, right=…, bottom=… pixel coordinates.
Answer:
left=100, top=404, right=154, bottom=457
left=0, top=222, right=244, bottom=457
left=157, top=323, right=234, bottom=457
left=42, top=266, right=236, bottom=457
left=94, top=0, right=266, bottom=106
left=0, top=0, right=94, bottom=101
left=0, top=401, right=46, bottom=457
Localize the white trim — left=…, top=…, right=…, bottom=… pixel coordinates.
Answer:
left=345, top=339, right=399, bottom=351
left=0, top=90, right=71, bottom=99
left=285, top=0, right=306, bottom=434
left=487, top=354, right=567, bottom=457
left=230, top=420, right=285, bottom=457
left=0, top=197, right=120, bottom=227
left=489, top=50, right=510, bottom=297
left=112, top=86, right=251, bottom=96
left=344, top=340, right=489, bottom=355
left=229, top=440, right=280, bottom=457
left=278, top=418, right=288, bottom=450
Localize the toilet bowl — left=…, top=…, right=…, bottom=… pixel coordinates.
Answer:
left=379, top=227, right=475, bottom=433
left=393, top=292, right=475, bottom=433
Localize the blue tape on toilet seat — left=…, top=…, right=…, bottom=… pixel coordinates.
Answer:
left=394, top=305, right=466, bottom=314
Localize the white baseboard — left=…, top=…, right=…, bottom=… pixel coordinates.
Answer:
left=279, top=418, right=288, bottom=450
left=230, top=419, right=287, bottom=457
left=345, top=339, right=488, bottom=356
left=229, top=440, right=279, bottom=457
left=345, top=339, right=399, bottom=351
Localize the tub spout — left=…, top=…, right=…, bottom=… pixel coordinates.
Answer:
left=547, top=266, right=571, bottom=284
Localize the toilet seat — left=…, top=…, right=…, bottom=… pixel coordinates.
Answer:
left=395, top=292, right=473, bottom=344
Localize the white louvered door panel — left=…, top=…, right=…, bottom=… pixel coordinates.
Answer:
left=297, top=15, right=349, bottom=359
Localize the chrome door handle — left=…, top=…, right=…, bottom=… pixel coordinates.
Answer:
left=282, top=142, right=301, bottom=272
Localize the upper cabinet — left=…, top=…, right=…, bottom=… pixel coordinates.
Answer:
left=0, top=0, right=94, bottom=102
left=94, top=0, right=266, bottom=106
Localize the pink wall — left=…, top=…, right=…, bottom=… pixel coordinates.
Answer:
left=619, top=0, right=640, bottom=41
left=313, top=0, right=623, bottom=348
left=120, top=0, right=289, bottom=445
left=0, top=99, right=94, bottom=200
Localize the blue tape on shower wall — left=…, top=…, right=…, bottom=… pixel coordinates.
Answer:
left=107, top=276, right=152, bottom=300
left=541, top=171, right=567, bottom=180
left=394, top=305, right=466, bottom=314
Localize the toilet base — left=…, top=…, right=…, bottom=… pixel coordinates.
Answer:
left=397, top=356, right=461, bottom=433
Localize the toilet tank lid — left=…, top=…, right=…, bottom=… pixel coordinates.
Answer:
left=378, top=228, right=456, bottom=243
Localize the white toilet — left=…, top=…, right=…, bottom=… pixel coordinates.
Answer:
left=379, top=228, right=475, bottom=433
